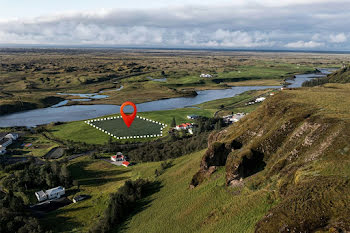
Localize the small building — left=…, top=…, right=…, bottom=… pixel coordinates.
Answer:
left=200, top=73, right=212, bottom=78
left=122, top=161, right=130, bottom=167
left=0, top=138, right=12, bottom=149
left=223, top=113, right=246, bottom=124
left=175, top=123, right=193, bottom=131
left=35, top=186, right=65, bottom=202
left=5, top=133, right=19, bottom=140
left=46, top=186, right=65, bottom=200
left=255, top=97, right=266, bottom=103
left=111, top=152, right=125, bottom=162
left=0, top=147, right=6, bottom=155
left=73, top=194, right=90, bottom=203
left=35, top=190, right=47, bottom=202
left=187, top=115, right=199, bottom=120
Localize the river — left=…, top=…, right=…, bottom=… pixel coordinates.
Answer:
left=0, top=70, right=332, bottom=127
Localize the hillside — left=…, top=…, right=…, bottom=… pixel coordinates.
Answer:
left=303, top=65, right=350, bottom=87
left=188, top=83, right=350, bottom=232
left=327, top=65, right=350, bottom=83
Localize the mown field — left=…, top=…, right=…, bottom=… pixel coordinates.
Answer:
left=48, top=107, right=213, bottom=144
left=90, top=117, right=164, bottom=138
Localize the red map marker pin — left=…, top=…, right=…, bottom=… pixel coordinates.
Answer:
left=120, top=101, right=137, bottom=128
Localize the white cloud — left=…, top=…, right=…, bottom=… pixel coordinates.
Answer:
left=285, top=41, right=325, bottom=48
left=329, top=33, right=347, bottom=43
left=0, top=1, right=349, bottom=49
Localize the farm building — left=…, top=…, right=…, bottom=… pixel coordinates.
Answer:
left=200, top=73, right=212, bottom=78
left=223, top=113, right=246, bottom=124
left=0, top=138, right=12, bottom=149
left=5, top=133, right=19, bottom=140
left=0, top=132, right=19, bottom=154
left=175, top=123, right=193, bottom=131
left=111, top=152, right=125, bottom=162
left=255, top=97, right=266, bottom=102
left=187, top=115, right=199, bottom=120
left=35, top=186, right=65, bottom=202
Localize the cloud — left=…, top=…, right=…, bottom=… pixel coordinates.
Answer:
left=0, top=1, right=349, bottom=49
left=329, top=33, right=347, bottom=43
left=285, top=41, right=325, bottom=48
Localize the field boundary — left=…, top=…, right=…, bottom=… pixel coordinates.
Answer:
left=84, top=116, right=167, bottom=139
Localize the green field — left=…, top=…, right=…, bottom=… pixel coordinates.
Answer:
left=88, top=117, right=164, bottom=138
left=48, top=107, right=213, bottom=144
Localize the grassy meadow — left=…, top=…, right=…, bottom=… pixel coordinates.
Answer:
left=42, top=150, right=274, bottom=233
left=90, top=117, right=164, bottom=138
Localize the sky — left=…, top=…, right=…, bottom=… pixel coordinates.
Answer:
left=0, top=0, right=349, bottom=50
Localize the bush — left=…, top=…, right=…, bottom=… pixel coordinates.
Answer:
left=89, top=179, right=154, bottom=233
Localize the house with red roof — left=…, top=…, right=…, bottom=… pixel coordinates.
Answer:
left=122, top=161, right=130, bottom=167
left=175, top=123, right=193, bottom=131
left=111, top=152, right=125, bottom=162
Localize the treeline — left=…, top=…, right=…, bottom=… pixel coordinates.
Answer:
left=0, top=191, right=46, bottom=233
left=90, top=179, right=158, bottom=233
left=302, top=77, right=331, bottom=87
left=127, top=132, right=210, bottom=162
left=2, top=158, right=72, bottom=192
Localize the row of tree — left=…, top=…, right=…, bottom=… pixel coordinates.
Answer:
left=126, top=131, right=210, bottom=162
left=0, top=191, right=46, bottom=233
left=2, top=159, right=72, bottom=192
left=90, top=179, right=156, bottom=233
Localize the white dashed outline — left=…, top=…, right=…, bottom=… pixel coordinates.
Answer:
left=84, top=115, right=167, bottom=140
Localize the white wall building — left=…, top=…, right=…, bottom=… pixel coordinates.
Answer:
left=5, top=133, right=19, bottom=140
left=200, top=73, right=212, bottom=78
left=35, top=186, right=65, bottom=202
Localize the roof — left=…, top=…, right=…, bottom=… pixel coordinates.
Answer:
left=35, top=190, right=46, bottom=198
left=0, top=138, right=11, bottom=146
left=45, top=186, right=65, bottom=195
left=0, top=132, right=7, bottom=139
left=122, top=161, right=130, bottom=167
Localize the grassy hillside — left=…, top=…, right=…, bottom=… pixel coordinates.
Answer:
left=191, top=83, right=350, bottom=232
left=39, top=84, right=350, bottom=233
left=326, top=65, right=350, bottom=83
left=303, top=65, right=350, bottom=87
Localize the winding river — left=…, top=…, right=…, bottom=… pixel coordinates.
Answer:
left=0, top=70, right=332, bottom=127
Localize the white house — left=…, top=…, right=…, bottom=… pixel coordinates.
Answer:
left=200, top=73, right=212, bottom=78
left=35, top=190, right=47, bottom=202
left=0, top=147, right=6, bottom=155
left=187, top=115, right=199, bottom=120
left=111, top=152, right=125, bottom=162
left=5, top=133, right=19, bottom=140
left=35, top=186, right=65, bottom=202
left=175, top=123, right=192, bottom=131
left=223, top=113, right=246, bottom=124
left=0, top=138, right=12, bottom=148
left=255, top=97, right=266, bottom=103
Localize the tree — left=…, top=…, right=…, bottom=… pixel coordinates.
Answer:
left=171, top=117, right=176, bottom=127
left=73, top=180, right=80, bottom=190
